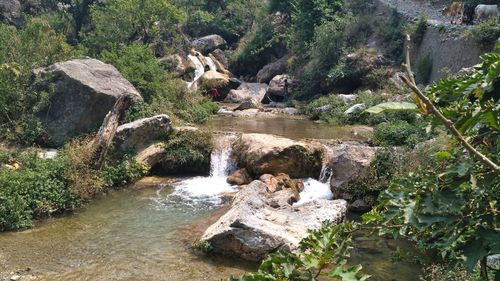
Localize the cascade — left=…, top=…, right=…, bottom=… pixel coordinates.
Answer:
left=205, top=56, right=217, bottom=72
left=187, top=55, right=205, bottom=88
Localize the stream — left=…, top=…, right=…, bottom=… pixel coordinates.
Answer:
left=0, top=118, right=422, bottom=281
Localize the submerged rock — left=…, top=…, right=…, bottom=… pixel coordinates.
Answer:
left=201, top=180, right=347, bottom=261
left=233, top=133, right=323, bottom=178
left=35, top=58, right=142, bottom=146
left=193, top=34, right=227, bottom=55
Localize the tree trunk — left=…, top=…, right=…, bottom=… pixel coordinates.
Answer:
left=91, top=95, right=132, bottom=170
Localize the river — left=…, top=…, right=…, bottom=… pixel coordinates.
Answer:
left=0, top=117, right=422, bottom=281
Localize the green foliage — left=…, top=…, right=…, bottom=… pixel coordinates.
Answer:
left=101, top=156, right=149, bottom=187
left=378, top=9, right=405, bottom=61
left=84, top=0, right=186, bottom=55
left=367, top=48, right=500, bottom=278
left=193, top=240, right=214, bottom=254
left=373, top=120, right=427, bottom=147
left=226, top=222, right=370, bottom=281
left=161, top=130, right=213, bottom=174
left=0, top=150, right=79, bottom=231
left=464, top=18, right=500, bottom=48
left=365, top=102, right=418, bottom=114
left=416, top=54, right=433, bottom=85
left=0, top=18, right=77, bottom=143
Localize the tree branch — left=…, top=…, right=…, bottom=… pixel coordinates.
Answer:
left=399, top=35, right=500, bottom=173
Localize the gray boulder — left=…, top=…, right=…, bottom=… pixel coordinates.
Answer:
left=158, top=54, right=195, bottom=77
left=35, top=58, right=143, bottom=146
left=201, top=180, right=348, bottom=261
left=267, top=75, right=295, bottom=97
left=211, top=49, right=228, bottom=67
left=344, top=103, right=367, bottom=115
left=338, top=94, right=357, bottom=104
left=233, top=133, right=323, bottom=178
left=256, top=56, right=289, bottom=84
left=113, top=114, right=171, bottom=152
left=0, top=0, right=21, bottom=25
left=135, top=142, right=167, bottom=169
left=193, top=35, right=227, bottom=55
left=234, top=98, right=260, bottom=111
left=329, top=143, right=377, bottom=202
left=224, top=83, right=267, bottom=103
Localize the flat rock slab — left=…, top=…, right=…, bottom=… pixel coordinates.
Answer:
left=202, top=180, right=347, bottom=261
left=113, top=114, right=171, bottom=152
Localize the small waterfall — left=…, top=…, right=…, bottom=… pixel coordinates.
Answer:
left=205, top=56, right=217, bottom=72
left=210, top=134, right=237, bottom=177
left=319, top=144, right=335, bottom=185
left=187, top=55, right=205, bottom=88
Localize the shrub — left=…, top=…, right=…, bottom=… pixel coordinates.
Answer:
left=161, top=130, right=213, bottom=174
left=464, top=18, right=500, bottom=47
left=373, top=120, right=427, bottom=147
left=101, top=156, right=149, bottom=187
left=378, top=9, right=405, bottom=61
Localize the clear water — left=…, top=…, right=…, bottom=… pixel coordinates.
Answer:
left=187, top=55, right=205, bottom=89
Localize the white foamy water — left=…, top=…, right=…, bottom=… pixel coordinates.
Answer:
left=170, top=135, right=237, bottom=205
left=205, top=56, right=217, bottom=72
left=187, top=55, right=205, bottom=88
left=294, top=178, right=334, bottom=206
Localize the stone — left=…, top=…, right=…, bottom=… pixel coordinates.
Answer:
left=208, top=53, right=230, bottom=75
left=211, top=49, right=228, bottom=67
left=344, top=103, right=367, bottom=115
left=231, top=109, right=260, bottom=118
left=267, top=75, right=296, bottom=98
left=197, top=70, right=230, bottom=90
left=37, top=148, right=58, bottom=159
left=349, top=199, right=371, bottom=212
left=35, top=58, right=143, bottom=146
left=259, top=174, right=281, bottom=193
left=281, top=107, right=299, bottom=115
left=224, top=83, right=267, bottom=103
left=227, top=168, right=252, bottom=186
left=0, top=0, right=21, bottom=26
left=201, top=180, right=348, bottom=261
left=256, top=56, right=289, bottom=84
left=328, top=143, right=377, bottom=202
left=337, top=94, right=357, bottom=104
left=113, top=115, right=171, bottom=152
left=135, top=142, right=166, bottom=169
left=193, top=34, right=227, bottom=55
left=313, top=105, right=333, bottom=116
left=233, top=133, right=323, bottom=178
left=234, top=98, right=260, bottom=111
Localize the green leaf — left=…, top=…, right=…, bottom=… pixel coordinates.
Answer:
left=329, top=261, right=371, bottom=281
left=365, top=102, right=418, bottom=114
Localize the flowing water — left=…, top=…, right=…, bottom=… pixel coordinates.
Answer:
left=0, top=121, right=422, bottom=281
left=205, top=57, right=217, bottom=72
left=187, top=55, right=205, bottom=89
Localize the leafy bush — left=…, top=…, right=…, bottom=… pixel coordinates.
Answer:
left=225, top=222, right=370, bottom=281
left=464, top=18, right=500, bottom=47
left=373, top=120, right=427, bottom=147
left=161, top=130, right=213, bottom=174
left=101, top=156, right=149, bottom=187
left=378, top=9, right=405, bottom=61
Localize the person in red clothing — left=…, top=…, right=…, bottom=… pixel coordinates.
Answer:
left=209, top=87, right=220, bottom=100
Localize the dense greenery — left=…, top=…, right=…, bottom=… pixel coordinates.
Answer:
left=161, top=130, right=213, bottom=174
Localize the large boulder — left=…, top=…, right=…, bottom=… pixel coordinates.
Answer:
left=0, top=0, right=21, bottom=26
left=224, top=83, right=267, bottom=103
left=201, top=180, right=348, bottom=261
left=113, top=114, right=171, bottom=152
left=135, top=142, right=167, bottom=169
left=234, top=98, right=260, bottom=111
left=35, top=58, right=143, bottom=146
left=267, top=75, right=296, bottom=98
left=329, top=143, right=377, bottom=204
left=256, top=56, right=289, bottom=84
left=233, top=134, right=323, bottom=178
left=227, top=168, right=252, bottom=186
left=193, top=35, right=227, bottom=55
left=198, top=70, right=230, bottom=89
left=211, top=49, right=228, bottom=68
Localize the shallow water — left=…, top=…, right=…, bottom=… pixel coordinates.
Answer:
left=203, top=116, right=371, bottom=141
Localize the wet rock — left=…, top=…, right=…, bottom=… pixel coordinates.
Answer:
left=35, top=58, right=142, bottom=146
left=197, top=70, right=230, bottom=90
left=231, top=109, right=260, bottom=118
left=193, top=34, right=227, bottom=55
left=349, top=199, right=371, bottom=212
left=233, top=133, right=323, bottom=178
left=256, top=56, right=289, bottom=84
left=113, top=114, right=171, bottom=152
left=224, top=83, right=267, bottom=103
left=201, top=180, right=348, bottom=261
left=328, top=143, right=377, bottom=202
left=208, top=53, right=230, bottom=75
left=259, top=174, right=281, bottom=193
left=344, top=103, right=367, bottom=115
left=227, top=168, right=252, bottom=186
